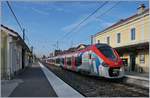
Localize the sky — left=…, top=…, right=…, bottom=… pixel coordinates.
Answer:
left=1, top=0, right=149, bottom=57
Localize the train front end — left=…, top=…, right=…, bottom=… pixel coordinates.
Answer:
left=93, top=44, right=124, bottom=78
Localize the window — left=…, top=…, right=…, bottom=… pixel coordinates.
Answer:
left=75, top=56, right=82, bottom=66
left=52, top=59, right=55, bottom=63
left=56, top=58, right=60, bottom=64
left=97, top=40, right=100, bottom=43
left=67, top=57, right=71, bottom=66
left=140, top=54, right=145, bottom=64
left=107, top=36, right=110, bottom=45
left=131, top=28, right=136, bottom=40
left=96, top=44, right=117, bottom=60
left=61, top=58, right=64, bottom=64
left=117, top=33, right=121, bottom=43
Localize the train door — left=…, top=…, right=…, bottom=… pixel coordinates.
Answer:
left=64, top=57, right=67, bottom=69
left=91, top=53, right=98, bottom=75
left=71, top=56, right=76, bottom=71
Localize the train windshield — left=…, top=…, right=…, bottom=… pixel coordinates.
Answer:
left=96, top=44, right=117, bottom=60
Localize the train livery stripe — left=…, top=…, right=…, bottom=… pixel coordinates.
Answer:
left=92, top=45, right=122, bottom=68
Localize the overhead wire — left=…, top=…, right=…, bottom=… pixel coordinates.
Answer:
left=96, top=1, right=121, bottom=19
left=58, top=1, right=109, bottom=41
left=6, top=1, right=32, bottom=48
left=55, top=1, right=109, bottom=49
left=71, top=1, right=121, bottom=45
left=6, top=1, right=23, bottom=32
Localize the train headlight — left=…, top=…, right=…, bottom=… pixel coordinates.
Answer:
left=102, top=62, right=108, bottom=67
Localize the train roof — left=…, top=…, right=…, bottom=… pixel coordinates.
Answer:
left=54, top=43, right=110, bottom=57
left=95, top=43, right=110, bottom=47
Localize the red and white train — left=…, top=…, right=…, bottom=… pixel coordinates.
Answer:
left=46, top=43, right=124, bottom=78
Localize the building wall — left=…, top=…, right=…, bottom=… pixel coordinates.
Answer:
left=136, top=50, right=149, bottom=72
left=1, top=30, right=27, bottom=79
left=25, top=51, right=29, bottom=67
left=95, top=14, right=149, bottom=47
left=121, top=50, right=149, bottom=73
left=1, top=26, right=32, bottom=79
left=1, top=31, right=8, bottom=79
left=10, top=42, right=23, bottom=75
left=94, top=11, right=149, bottom=73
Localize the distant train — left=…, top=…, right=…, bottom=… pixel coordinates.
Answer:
left=46, top=43, right=124, bottom=78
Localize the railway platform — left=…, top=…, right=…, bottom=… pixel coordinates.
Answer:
left=1, top=62, right=83, bottom=97
left=124, top=71, right=149, bottom=88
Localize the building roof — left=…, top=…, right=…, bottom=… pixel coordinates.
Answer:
left=76, top=44, right=89, bottom=50
left=1, top=24, right=31, bottom=52
left=94, top=8, right=149, bottom=37
left=1, top=25, right=19, bottom=37
left=54, top=44, right=89, bottom=56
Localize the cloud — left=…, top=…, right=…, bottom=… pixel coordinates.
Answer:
left=31, top=8, right=50, bottom=15
left=61, top=12, right=113, bottom=34
left=62, top=14, right=94, bottom=32
left=51, top=1, right=100, bottom=7
left=29, top=1, right=101, bottom=14
left=14, top=2, right=72, bottom=16
left=55, top=7, right=69, bottom=12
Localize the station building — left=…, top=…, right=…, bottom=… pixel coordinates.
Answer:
left=92, top=4, right=149, bottom=73
left=1, top=25, right=33, bottom=79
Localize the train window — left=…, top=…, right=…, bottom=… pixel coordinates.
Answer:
left=96, top=45, right=117, bottom=60
left=54, top=59, right=56, bottom=63
left=61, top=58, right=64, bottom=64
left=89, top=54, right=91, bottom=59
left=56, top=58, right=60, bottom=64
left=75, top=56, right=82, bottom=66
left=67, top=57, right=71, bottom=66
left=52, top=59, right=54, bottom=62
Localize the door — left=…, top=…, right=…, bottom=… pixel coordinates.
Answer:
left=130, top=54, right=136, bottom=71
left=22, top=48, right=25, bottom=69
left=9, top=42, right=14, bottom=75
left=71, top=56, right=76, bottom=71
left=91, top=53, right=99, bottom=75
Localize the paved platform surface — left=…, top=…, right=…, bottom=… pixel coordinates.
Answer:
left=2, top=62, right=84, bottom=97
left=124, top=71, right=149, bottom=88
left=125, top=71, right=149, bottom=80
left=9, top=63, right=57, bottom=97
left=1, top=79, right=23, bottom=97
left=39, top=62, right=84, bottom=97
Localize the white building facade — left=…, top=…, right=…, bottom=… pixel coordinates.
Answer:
left=1, top=25, right=32, bottom=79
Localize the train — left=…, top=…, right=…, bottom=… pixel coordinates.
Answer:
left=46, top=43, right=124, bottom=78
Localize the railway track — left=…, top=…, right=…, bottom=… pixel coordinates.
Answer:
left=42, top=62, right=149, bottom=97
